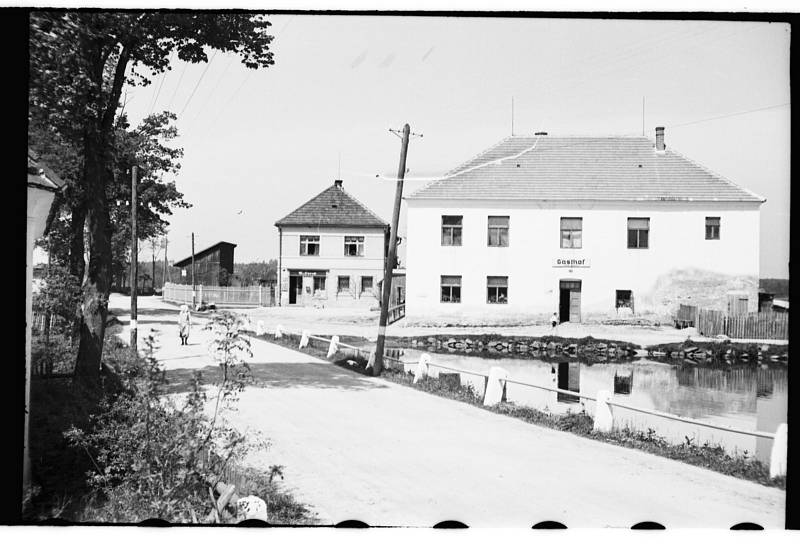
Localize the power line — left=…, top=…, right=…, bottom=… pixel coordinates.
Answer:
left=659, top=102, right=790, bottom=130
left=178, top=51, right=218, bottom=119
left=147, top=52, right=173, bottom=116
left=166, top=60, right=189, bottom=111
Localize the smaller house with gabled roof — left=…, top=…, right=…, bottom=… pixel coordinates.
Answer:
left=275, top=179, right=389, bottom=307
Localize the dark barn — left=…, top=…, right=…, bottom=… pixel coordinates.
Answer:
left=173, top=241, right=236, bottom=286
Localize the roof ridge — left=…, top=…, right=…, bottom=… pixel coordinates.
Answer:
left=665, top=146, right=767, bottom=203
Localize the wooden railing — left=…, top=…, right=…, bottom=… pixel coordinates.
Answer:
left=387, top=302, right=405, bottom=324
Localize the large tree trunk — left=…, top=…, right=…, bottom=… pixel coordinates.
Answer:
left=69, top=203, right=86, bottom=345
left=74, top=135, right=113, bottom=380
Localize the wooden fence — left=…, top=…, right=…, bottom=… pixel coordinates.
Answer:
left=695, top=308, right=788, bottom=340
left=163, top=282, right=275, bottom=307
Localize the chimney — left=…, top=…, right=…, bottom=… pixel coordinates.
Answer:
left=334, top=179, right=343, bottom=187
left=655, top=126, right=665, bottom=153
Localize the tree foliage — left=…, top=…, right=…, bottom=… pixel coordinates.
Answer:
left=29, top=12, right=275, bottom=380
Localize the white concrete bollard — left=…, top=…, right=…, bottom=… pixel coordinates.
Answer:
left=236, top=495, right=268, bottom=522
left=483, top=367, right=508, bottom=406
left=413, top=353, right=431, bottom=384
left=274, top=324, right=283, bottom=338
left=366, top=349, right=376, bottom=369
left=769, top=423, right=788, bottom=479
left=327, top=335, right=340, bottom=358
left=299, top=329, right=310, bottom=349
left=256, top=320, right=265, bottom=336
left=593, top=389, right=614, bottom=433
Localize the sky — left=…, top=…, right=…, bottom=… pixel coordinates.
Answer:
left=116, top=15, right=790, bottom=278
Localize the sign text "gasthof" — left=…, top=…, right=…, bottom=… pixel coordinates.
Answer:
left=553, top=258, right=590, bottom=268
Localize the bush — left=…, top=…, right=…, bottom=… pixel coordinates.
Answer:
left=64, top=313, right=267, bottom=523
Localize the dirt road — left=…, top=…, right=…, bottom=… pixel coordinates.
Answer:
left=109, top=294, right=786, bottom=527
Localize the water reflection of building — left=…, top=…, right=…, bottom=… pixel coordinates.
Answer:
left=756, top=367, right=788, bottom=462
left=557, top=362, right=581, bottom=403
left=613, top=369, right=633, bottom=395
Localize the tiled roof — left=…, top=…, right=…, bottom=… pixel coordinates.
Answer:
left=407, top=135, right=765, bottom=203
left=275, top=182, right=388, bottom=228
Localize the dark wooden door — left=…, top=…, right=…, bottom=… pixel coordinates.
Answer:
left=569, top=289, right=581, bottom=322
left=559, top=289, right=570, bottom=323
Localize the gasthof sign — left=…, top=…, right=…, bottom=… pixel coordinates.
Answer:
left=553, top=258, right=590, bottom=268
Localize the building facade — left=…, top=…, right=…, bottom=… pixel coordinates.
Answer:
left=276, top=180, right=389, bottom=307
left=404, top=129, right=764, bottom=325
left=173, top=241, right=236, bottom=286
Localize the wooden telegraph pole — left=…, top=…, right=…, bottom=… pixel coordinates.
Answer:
left=129, top=166, right=138, bottom=351
left=163, top=235, right=168, bottom=288
left=374, top=123, right=411, bottom=375
left=191, top=232, right=196, bottom=309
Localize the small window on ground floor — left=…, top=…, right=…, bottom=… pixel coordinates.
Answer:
left=361, top=276, right=374, bottom=294
left=313, top=275, right=327, bottom=292
left=487, top=276, right=508, bottom=304
left=337, top=276, right=350, bottom=293
left=441, top=275, right=461, bottom=303
left=616, top=290, right=633, bottom=313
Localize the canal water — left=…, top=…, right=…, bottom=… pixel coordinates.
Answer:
left=397, top=349, right=787, bottom=464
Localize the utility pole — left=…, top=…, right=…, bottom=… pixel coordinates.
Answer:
left=374, top=123, right=411, bottom=375
left=163, top=235, right=168, bottom=288
left=191, top=232, right=196, bottom=309
left=129, top=166, right=138, bottom=351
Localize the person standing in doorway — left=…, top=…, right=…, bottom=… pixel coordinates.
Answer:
left=178, top=304, right=191, bottom=346
left=550, top=312, right=559, bottom=329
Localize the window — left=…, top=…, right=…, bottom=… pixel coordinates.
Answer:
left=344, top=235, right=365, bottom=256
left=361, top=276, right=373, bottom=294
left=337, top=276, right=350, bottom=293
left=705, top=217, right=720, bottom=240
left=487, top=216, right=509, bottom=247
left=300, top=235, right=320, bottom=256
left=560, top=217, right=583, bottom=248
left=313, top=275, right=326, bottom=292
left=487, top=276, right=508, bottom=304
left=616, top=290, right=633, bottom=312
left=440, top=275, right=462, bottom=303
left=441, top=215, right=462, bottom=246
left=627, top=218, right=649, bottom=248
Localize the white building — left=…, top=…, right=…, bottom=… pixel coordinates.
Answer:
left=276, top=179, right=389, bottom=307
left=404, top=128, right=765, bottom=325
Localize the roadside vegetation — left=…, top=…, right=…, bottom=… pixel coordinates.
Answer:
left=257, top=332, right=784, bottom=490
left=26, top=313, right=316, bottom=524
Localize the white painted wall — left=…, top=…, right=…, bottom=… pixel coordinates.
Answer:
left=405, top=199, right=761, bottom=323
left=278, top=226, right=386, bottom=306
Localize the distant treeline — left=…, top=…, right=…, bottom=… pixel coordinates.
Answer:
left=233, top=260, right=278, bottom=286
left=760, top=278, right=789, bottom=299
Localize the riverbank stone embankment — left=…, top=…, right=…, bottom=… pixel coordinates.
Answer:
left=645, top=339, right=788, bottom=365
left=394, top=334, right=639, bottom=362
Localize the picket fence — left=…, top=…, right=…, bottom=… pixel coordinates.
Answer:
left=162, top=282, right=275, bottom=307
left=694, top=307, right=788, bottom=340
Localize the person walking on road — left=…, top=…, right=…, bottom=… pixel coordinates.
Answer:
left=178, top=304, right=192, bottom=346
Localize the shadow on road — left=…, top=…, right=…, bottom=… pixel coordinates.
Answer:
left=164, top=362, right=387, bottom=394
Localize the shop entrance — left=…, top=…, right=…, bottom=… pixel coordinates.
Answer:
left=289, top=275, right=301, bottom=304
left=559, top=280, right=582, bottom=323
